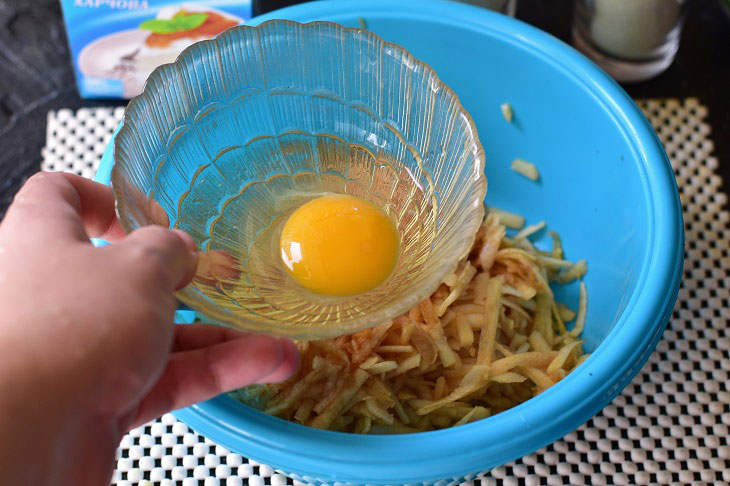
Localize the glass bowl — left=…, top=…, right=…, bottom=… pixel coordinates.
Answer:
left=111, top=20, right=487, bottom=339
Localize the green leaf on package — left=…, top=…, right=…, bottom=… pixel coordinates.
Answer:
left=139, top=19, right=176, bottom=34
left=176, top=13, right=208, bottom=30
left=139, top=12, right=208, bottom=34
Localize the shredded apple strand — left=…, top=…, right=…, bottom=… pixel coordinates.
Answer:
left=232, top=215, right=589, bottom=432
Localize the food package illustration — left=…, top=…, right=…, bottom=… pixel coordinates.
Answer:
left=61, top=1, right=252, bottom=98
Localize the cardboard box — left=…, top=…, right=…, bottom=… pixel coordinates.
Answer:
left=60, top=1, right=252, bottom=99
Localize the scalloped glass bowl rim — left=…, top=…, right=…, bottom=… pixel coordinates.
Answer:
left=110, top=19, right=487, bottom=338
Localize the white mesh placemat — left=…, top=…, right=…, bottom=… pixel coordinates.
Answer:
left=42, top=98, right=730, bottom=486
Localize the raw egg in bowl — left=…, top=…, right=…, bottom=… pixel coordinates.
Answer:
left=111, top=20, right=486, bottom=338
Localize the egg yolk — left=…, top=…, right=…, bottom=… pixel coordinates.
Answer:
left=280, top=194, right=399, bottom=296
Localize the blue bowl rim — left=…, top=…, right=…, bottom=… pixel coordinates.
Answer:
left=96, top=0, right=684, bottom=483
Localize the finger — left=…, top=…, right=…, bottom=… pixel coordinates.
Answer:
left=171, top=323, right=254, bottom=352
left=61, top=173, right=126, bottom=242
left=196, top=250, right=241, bottom=283
left=120, top=226, right=198, bottom=290
left=1, top=172, right=125, bottom=243
left=130, top=335, right=299, bottom=428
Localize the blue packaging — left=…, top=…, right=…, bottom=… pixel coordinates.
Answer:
left=60, top=1, right=252, bottom=99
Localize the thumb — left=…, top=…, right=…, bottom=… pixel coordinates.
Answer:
left=119, top=226, right=198, bottom=290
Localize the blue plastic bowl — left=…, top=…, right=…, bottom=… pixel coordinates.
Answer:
left=96, top=1, right=683, bottom=484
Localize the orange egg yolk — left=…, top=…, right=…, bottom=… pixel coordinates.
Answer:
left=280, top=194, right=400, bottom=296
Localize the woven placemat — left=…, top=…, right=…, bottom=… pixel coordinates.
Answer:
left=42, top=98, right=730, bottom=486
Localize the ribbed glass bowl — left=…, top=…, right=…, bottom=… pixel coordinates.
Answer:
left=111, top=20, right=486, bottom=339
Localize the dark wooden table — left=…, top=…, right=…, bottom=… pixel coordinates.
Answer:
left=1, top=0, right=728, bottom=219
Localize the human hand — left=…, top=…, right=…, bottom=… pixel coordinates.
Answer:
left=0, top=172, right=298, bottom=486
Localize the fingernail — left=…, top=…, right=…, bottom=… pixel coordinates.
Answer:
left=256, top=339, right=299, bottom=384
left=184, top=250, right=201, bottom=286
left=171, top=229, right=197, bottom=252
